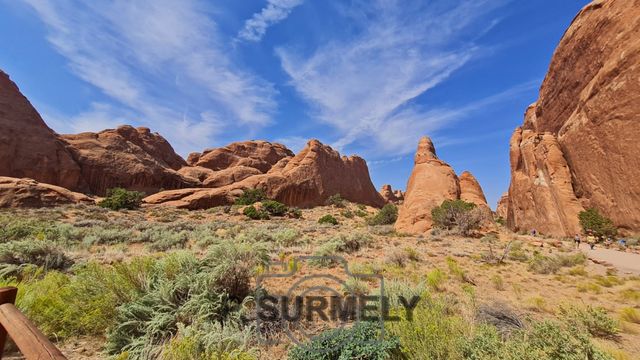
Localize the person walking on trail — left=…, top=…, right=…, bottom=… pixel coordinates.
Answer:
left=587, top=233, right=596, bottom=250
left=531, top=229, right=537, bottom=237
left=574, top=233, right=581, bottom=249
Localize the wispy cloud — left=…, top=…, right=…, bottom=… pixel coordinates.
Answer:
left=237, top=0, right=304, bottom=42
left=277, top=0, right=510, bottom=156
left=19, top=0, right=277, bottom=154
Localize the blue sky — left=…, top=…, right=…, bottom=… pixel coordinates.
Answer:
left=0, top=0, right=589, bottom=208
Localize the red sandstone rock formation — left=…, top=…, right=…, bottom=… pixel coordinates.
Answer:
left=496, top=193, right=509, bottom=219
left=0, top=70, right=85, bottom=191
left=506, top=0, right=640, bottom=236
left=0, top=177, right=94, bottom=208
left=395, top=137, right=461, bottom=234
left=380, top=184, right=404, bottom=204
left=145, top=140, right=385, bottom=209
left=459, top=171, right=489, bottom=210
left=62, top=126, right=197, bottom=195
left=187, top=141, right=294, bottom=173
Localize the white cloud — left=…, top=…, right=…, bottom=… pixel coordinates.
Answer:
left=276, top=0, right=509, bottom=156
left=238, top=0, right=304, bottom=42
left=20, top=0, right=277, bottom=154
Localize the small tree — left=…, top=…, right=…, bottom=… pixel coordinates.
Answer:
left=368, top=204, right=398, bottom=225
left=579, top=208, right=617, bottom=238
left=98, top=188, right=144, bottom=210
left=326, top=193, right=346, bottom=208
left=431, top=199, right=482, bottom=236
left=234, top=188, right=267, bottom=205
left=318, top=214, right=339, bottom=226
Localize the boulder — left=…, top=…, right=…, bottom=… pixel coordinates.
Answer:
left=0, top=177, right=94, bottom=208
left=0, top=70, right=85, bottom=191
left=395, top=137, right=460, bottom=234
left=62, top=126, right=197, bottom=196
left=506, top=0, right=640, bottom=235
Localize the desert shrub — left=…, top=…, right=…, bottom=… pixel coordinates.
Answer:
left=529, top=253, right=586, bottom=275
left=310, top=242, right=340, bottom=267
left=142, top=228, right=189, bottom=252
left=0, top=240, right=72, bottom=272
left=579, top=208, right=617, bottom=239
left=367, top=204, right=398, bottom=226
left=342, top=277, right=370, bottom=297
left=619, top=307, right=640, bottom=324
left=83, top=227, right=136, bottom=246
left=426, top=268, right=447, bottom=291
left=341, top=209, right=355, bottom=219
left=404, top=247, right=421, bottom=262
left=234, top=189, right=267, bottom=206
left=384, top=280, right=428, bottom=308
left=262, top=200, right=288, bottom=217
left=495, top=216, right=506, bottom=226
left=161, top=322, right=257, bottom=360
left=431, top=200, right=482, bottom=236
left=325, top=193, right=346, bottom=208
left=288, top=321, right=399, bottom=360
left=386, top=297, right=466, bottom=359
left=491, top=275, right=505, bottom=291
left=273, top=228, right=302, bottom=247
left=99, top=188, right=144, bottom=211
left=507, top=241, right=529, bottom=262
left=204, top=240, right=269, bottom=301
left=288, top=207, right=303, bottom=219
left=559, top=305, right=619, bottom=339
left=593, top=275, right=625, bottom=288
left=355, top=209, right=368, bottom=218
left=243, top=206, right=270, bottom=220
left=463, top=321, right=612, bottom=360
left=318, top=214, right=339, bottom=226
left=333, top=232, right=372, bottom=253
left=385, top=250, right=408, bottom=268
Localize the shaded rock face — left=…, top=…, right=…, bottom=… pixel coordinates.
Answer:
left=0, top=177, right=94, bottom=208
left=146, top=140, right=385, bottom=209
left=62, top=126, right=196, bottom=196
left=496, top=193, right=509, bottom=219
left=395, top=137, right=461, bottom=234
left=0, top=71, right=85, bottom=190
left=506, top=0, right=640, bottom=236
left=380, top=184, right=403, bottom=204
left=459, top=171, right=489, bottom=210
left=187, top=141, right=294, bottom=173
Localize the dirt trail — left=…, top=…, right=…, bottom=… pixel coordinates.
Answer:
left=579, top=243, right=640, bottom=275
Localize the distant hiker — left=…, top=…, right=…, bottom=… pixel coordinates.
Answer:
left=531, top=229, right=537, bottom=237
left=587, top=234, right=596, bottom=250
left=574, top=234, right=581, bottom=249
left=619, top=239, right=627, bottom=249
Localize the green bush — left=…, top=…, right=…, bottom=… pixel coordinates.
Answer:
left=463, top=321, right=612, bottom=360
left=367, top=204, right=398, bottom=226
left=288, top=321, right=399, bottom=360
left=288, top=207, right=303, bottom=219
left=326, top=193, right=346, bottom=208
left=559, top=305, right=619, bottom=339
left=234, top=189, right=267, bottom=206
left=243, top=206, right=270, bottom=220
left=386, top=297, right=466, bottom=359
left=98, top=188, right=144, bottom=211
left=431, top=200, right=482, bottom=236
left=262, top=200, right=288, bottom=216
left=579, top=208, right=617, bottom=239
left=318, top=214, right=339, bottom=226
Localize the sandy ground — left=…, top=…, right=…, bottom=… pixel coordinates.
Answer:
left=580, top=243, right=640, bottom=275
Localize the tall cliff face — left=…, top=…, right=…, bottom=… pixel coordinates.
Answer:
left=506, top=0, right=640, bottom=236
left=0, top=70, right=85, bottom=191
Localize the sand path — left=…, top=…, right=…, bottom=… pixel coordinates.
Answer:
left=579, top=243, right=640, bottom=275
